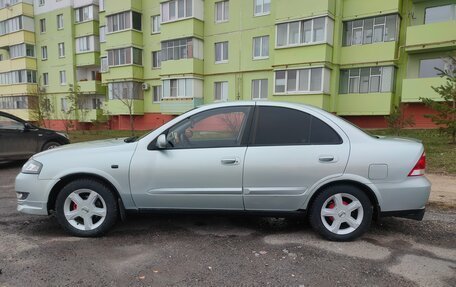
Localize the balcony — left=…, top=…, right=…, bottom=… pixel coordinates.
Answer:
left=276, top=0, right=335, bottom=22
left=104, top=0, right=141, bottom=15
left=75, top=21, right=99, bottom=38
left=342, top=0, right=400, bottom=20
left=107, top=99, right=144, bottom=115
left=0, top=57, right=36, bottom=73
left=0, top=108, right=33, bottom=121
left=105, top=30, right=143, bottom=50
left=336, top=92, right=393, bottom=115
left=0, top=2, right=34, bottom=19
left=78, top=80, right=106, bottom=94
left=401, top=77, right=447, bottom=102
left=339, top=42, right=397, bottom=66
left=405, top=21, right=456, bottom=53
left=0, top=31, right=35, bottom=48
left=0, top=83, right=36, bottom=96
left=76, top=52, right=100, bottom=67
left=160, top=98, right=204, bottom=115
left=161, top=58, right=204, bottom=76
left=103, top=65, right=143, bottom=82
left=273, top=44, right=332, bottom=68
left=272, top=94, right=331, bottom=110
left=160, top=18, right=204, bottom=41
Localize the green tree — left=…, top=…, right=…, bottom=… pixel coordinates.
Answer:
left=420, top=57, right=456, bottom=144
left=385, top=104, right=415, bottom=135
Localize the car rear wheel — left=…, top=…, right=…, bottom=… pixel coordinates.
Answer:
left=55, top=179, right=118, bottom=237
left=42, top=141, right=61, bottom=151
left=309, top=185, right=372, bottom=241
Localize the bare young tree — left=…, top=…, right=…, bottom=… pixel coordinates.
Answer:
left=30, top=79, right=53, bottom=128
left=111, top=82, right=143, bottom=136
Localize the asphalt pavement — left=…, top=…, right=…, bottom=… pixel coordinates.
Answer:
left=0, top=161, right=455, bottom=287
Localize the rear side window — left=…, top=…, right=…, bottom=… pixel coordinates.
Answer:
left=252, top=106, right=342, bottom=146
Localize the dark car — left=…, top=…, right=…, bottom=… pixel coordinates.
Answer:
left=0, top=111, right=70, bottom=161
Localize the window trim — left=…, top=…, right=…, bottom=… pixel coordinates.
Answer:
left=151, top=15, right=161, bottom=34
left=254, top=0, right=271, bottom=17
left=274, top=67, right=326, bottom=95
left=215, top=41, right=228, bottom=63
left=214, top=81, right=228, bottom=101
left=215, top=0, right=229, bottom=23
left=57, top=14, right=64, bottom=30
left=251, top=79, right=268, bottom=100
left=252, top=35, right=269, bottom=60
left=343, top=14, right=399, bottom=46
left=275, top=16, right=330, bottom=49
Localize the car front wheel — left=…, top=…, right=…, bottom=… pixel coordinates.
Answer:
left=55, top=179, right=118, bottom=237
left=309, top=185, right=373, bottom=241
left=42, top=141, right=61, bottom=151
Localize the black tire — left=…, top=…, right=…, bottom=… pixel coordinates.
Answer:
left=309, top=185, right=373, bottom=241
left=42, top=141, right=61, bottom=151
left=55, top=179, right=118, bottom=237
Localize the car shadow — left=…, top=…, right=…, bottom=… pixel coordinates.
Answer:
left=0, top=160, right=26, bottom=169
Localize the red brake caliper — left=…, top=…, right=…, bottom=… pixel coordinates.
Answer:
left=328, top=199, right=349, bottom=222
left=71, top=201, right=78, bottom=211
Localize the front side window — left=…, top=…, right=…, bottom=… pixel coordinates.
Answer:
left=343, top=14, right=398, bottom=46
left=254, top=0, right=270, bottom=16
left=274, top=68, right=325, bottom=94
left=0, top=115, right=23, bottom=130
left=252, top=79, right=268, bottom=100
left=215, top=1, right=229, bottom=22
left=276, top=17, right=331, bottom=47
left=214, top=81, right=228, bottom=101
left=425, top=5, right=456, bottom=24
left=252, top=106, right=342, bottom=146
left=339, top=66, right=394, bottom=94
left=215, top=41, right=228, bottom=63
left=253, top=35, right=269, bottom=59
left=165, top=106, right=251, bottom=149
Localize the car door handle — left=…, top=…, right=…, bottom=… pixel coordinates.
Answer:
left=221, top=158, right=240, bottom=165
left=319, top=155, right=335, bottom=162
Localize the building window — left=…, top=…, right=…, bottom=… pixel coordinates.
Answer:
left=214, top=81, right=228, bottom=101
left=43, top=73, right=49, bottom=86
left=275, top=68, right=326, bottom=94
left=425, top=5, right=456, bottom=24
left=252, top=79, right=268, bottom=100
left=109, top=82, right=144, bottom=99
left=0, top=16, right=35, bottom=36
left=76, top=36, right=98, bottom=53
left=152, top=51, right=161, bottom=68
left=161, top=38, right=203, bottom=61
left=151, top=15, right=161, bottom=33
left=75, top=6, right=94, bottom=23
left=419, top=58, right=450, bottom=78
left=215, top=1, right=229, bottom=22
left=107, top=47, right=142, bottom=66
left=9, top=44, right=35, bottom=58
left=41, top=46, right=47, bottom=60
left=40, top=18, right=46, bottom=33
left=99, top=0, right=105, bottom=11
left=343, top=14, right=398, bottom=46
left=0, top=96, right=37, bottom=110
left=59, top=70, right=66, bottom=85
left=100, top=26, right=106, bottom=42
left=107, top=11, right=142, bottom=33
left=253, top=35, right=269, bottom=59
left=57, top=14, right=64, bottom=29
left=58, top=42, right=65, bottom=58
left=254, top=0, right=270, bottom=16
left=100, top=57, right=108, bottom=72
left=277, top=17, right=331, bottom=47
left=162, top=78, right=202, bottom=98
left=161, top=0, right=193, bottom=23
left=339, top=66, right=394, bottom=94
left=215, top=41, right=228, bottom=63
left=153, top=85, right=162, bottom=103
left=39, top=0, right=45, bottom=6
left=0, top=70, right=36, bottom=85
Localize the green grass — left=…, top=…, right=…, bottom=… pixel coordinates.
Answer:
left=370, top=129, right=456, bottom=175
left=67, top=129, right=456, bottom=175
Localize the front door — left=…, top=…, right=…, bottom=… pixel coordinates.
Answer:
left=129, top=106, right=253, bottom=210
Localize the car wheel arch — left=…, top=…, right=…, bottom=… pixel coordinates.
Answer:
left=305, top=180, right=381, bottom=220
left=47, top=173, right=124, bottom=215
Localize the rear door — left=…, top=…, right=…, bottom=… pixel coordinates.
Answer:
left=243, top=105, right=350, bottom=211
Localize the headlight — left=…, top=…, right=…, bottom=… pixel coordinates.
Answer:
left=56, top=132, right=69, bottom=139
left=22, top=159, right=43, bottom=174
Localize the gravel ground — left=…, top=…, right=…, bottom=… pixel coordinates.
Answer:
left=0, top=161, right=455, bottom=287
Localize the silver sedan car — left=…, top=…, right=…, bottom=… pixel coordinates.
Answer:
left=16, top=101, right=431, bottom=241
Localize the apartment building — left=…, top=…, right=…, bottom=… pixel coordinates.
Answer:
left=0, top=0, right=455, bottom=130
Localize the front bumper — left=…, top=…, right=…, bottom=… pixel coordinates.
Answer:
left=15, top=172, right=58, bottom=216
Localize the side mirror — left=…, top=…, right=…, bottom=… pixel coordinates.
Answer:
left=156, top=134, right=168, bottom=149
left=24, top=122, right=34, bottom=131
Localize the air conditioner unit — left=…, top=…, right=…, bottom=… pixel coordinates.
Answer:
left=141, top=83, right=150, bottom=91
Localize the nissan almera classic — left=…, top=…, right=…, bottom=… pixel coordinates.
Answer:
left=15, top=101, right=431, bottom=241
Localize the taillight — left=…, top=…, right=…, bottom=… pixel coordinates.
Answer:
left=408, top=152, right=426, bottom=176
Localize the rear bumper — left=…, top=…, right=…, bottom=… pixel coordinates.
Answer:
left=380, top=208, right=425, bottom=221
